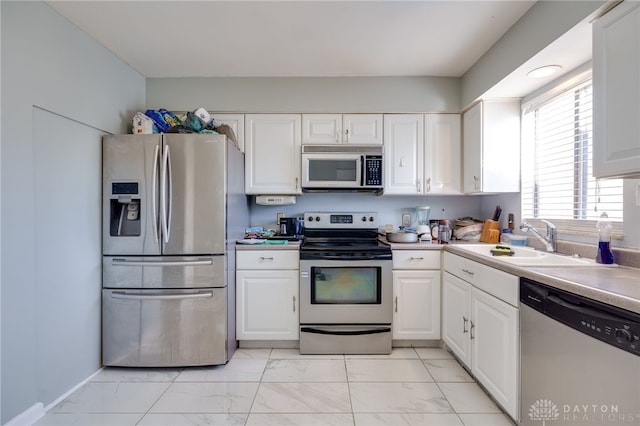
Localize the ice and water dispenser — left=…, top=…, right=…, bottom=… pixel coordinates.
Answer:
left=108, top=182, right=141, bottom=237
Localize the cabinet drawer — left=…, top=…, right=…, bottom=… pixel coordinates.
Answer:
left=443, top=252, right=518, bottom=306
left=393, top=250, right=441, bottom=269
left=236, top=250, right=299, bottom=270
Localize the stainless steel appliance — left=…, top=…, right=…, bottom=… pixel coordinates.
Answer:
left=520, top=278, right=640, bottom=425
left=299, top=212, right=392, bottom=354
left=102, top=133, right=248, bottom=367
left=301, top=145, right=383, bottom=191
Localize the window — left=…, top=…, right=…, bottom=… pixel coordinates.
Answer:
left=521, top=77, right=624, bottom=237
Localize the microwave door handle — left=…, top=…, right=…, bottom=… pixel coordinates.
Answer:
left=360, top=155, right=365, bottom=186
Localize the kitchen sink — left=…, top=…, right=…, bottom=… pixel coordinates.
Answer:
left=454, top=244, right=598, bottom=267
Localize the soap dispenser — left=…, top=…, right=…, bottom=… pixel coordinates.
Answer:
left=595, top=212, right=614, bottom=264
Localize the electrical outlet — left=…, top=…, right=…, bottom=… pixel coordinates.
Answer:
left=402, top=213, right=412, bottom=228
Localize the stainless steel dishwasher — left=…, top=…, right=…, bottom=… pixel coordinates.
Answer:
left=520, top=278, right=640, bottom=425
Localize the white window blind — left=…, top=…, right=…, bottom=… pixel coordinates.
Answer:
left=521, top=79, right=624, bottom=238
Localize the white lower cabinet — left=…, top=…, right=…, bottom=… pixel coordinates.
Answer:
left=392, top=250, right=441, bottom=340
left=442, top=253, right=519, bottom=421
left=236, top=250, right=299, bottom=340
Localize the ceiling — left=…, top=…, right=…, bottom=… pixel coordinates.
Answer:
left=48, top=1, right=537, bottom=78
left=47, top=1, right=594, bottom=99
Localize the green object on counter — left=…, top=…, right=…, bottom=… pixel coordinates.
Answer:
left=264, top=240, right=288, bottom=245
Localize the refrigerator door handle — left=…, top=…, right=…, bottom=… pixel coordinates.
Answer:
left=167, top=145, right=173, bottom=241
left=161, top=145, right=172, bottom=243
left=151, top=144, right=160, bottom=243
left=111, top=258, right=214, bottom=267
left=110, top=290, right=213, bottom=300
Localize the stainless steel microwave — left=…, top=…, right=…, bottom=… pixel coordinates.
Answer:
left=301, top=145, right=384, bottom=191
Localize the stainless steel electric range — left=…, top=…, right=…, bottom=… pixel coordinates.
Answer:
left=299, top=212, right=393, bottom=355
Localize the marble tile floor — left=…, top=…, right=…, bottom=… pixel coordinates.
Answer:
left=34, top=347, right=514, bottom=426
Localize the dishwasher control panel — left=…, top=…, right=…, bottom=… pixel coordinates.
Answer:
left=521, top=279, right=640, bottom=357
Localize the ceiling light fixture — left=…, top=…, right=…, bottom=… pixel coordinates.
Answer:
left=527, top=65, right=562, bottom=79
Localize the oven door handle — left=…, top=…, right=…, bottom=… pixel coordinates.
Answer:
left=300, top=327, right=391, bottom=336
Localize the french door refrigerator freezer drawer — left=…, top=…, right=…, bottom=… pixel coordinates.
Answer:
left=102, top=288, right=227, bottom=367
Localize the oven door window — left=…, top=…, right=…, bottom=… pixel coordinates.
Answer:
left=310, top=267, right=381, bottom=304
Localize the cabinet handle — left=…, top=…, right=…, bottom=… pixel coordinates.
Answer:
left=426, top=178, right=431, bottom=192
left=463, top=316, right=469, bottom=333
left=344, top=128, right=349, bottom=143
left=295, top=177, right=299, bottom=189
left=395, top=296, right=398, bottom=313
left=462, top=269, right=475, bottom=277
left=470, top=321, right=475, bottom=339
left=416, top=178, right=421, bottom=192
left=259, top=257, right=274, bottom=261
left=410, top=257, right=424, bottom=260
left=293, top=296, right=296, bottom=312
left=473, top=175, right=479, bottom=190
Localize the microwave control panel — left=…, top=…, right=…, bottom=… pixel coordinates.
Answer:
left=364, top=155, right=383, bottom=187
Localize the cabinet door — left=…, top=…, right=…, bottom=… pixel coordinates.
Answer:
left=392, top=270, right=441, bottom=340
left=462, top=103, right=482, bottom=193
left=442, top=272, right=471, bottom=367
left=302, top=114, right=343, bottom=144
left=236, top=270, right=299, bottom=340
left=424, top=114, right=461, bottom=194
left=343, top=114, right=383, bottom=144
left=593, top=1, right=640, bottom=178
left=212, top=113, right=245, bottom=153
left=383, top=114, right=424, bottom=194
left=245, top=114, right=302, bottom=195
left=471, top=287, right=519, bottom=420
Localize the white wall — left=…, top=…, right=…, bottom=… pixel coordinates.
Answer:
left=146, top=76, right=461, bottom=113
left=1, top=2, right=145, bottom=423
left=249, top=194, right=481, bottom=232
left=461, top=0, right=605, bottom=108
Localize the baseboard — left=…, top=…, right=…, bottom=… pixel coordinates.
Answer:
left=6, top=368, right=103, bottom=426
left=5, top=403, right=45, bottom=426
left=43, top=367, right=103, bottom=412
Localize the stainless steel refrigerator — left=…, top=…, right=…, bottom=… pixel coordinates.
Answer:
left=101, top=133, right=248, bottom=367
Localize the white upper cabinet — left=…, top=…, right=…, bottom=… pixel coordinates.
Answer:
left=463, top=100, right=520, bottom=193
left=425, top=114, right=461, bottom=194
left=303, top=114, right=383, bottom=145
left=384, top=113, right=461, bottom=195
left=343, top=114, right=383, bottom=144
left=302, top=114, right=343, bottom=144
left=384, top=114, right=424, bottom=194
left=212, top=113, right=244, bottom=153
left=244, top=114, right=302, bottom=195
left=593, top=1, right=640, bottom=178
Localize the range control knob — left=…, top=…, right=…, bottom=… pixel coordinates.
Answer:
left=369, top=216, right=375, bottom=222
left=615, top=328, right=632, bottom=344
left=361, top=216, right=367, bottom=222
left=307, top=216, right=314, bottom=222
left=315, top=216, right=321, bottom=222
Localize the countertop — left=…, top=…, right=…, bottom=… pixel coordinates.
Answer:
left=443, top=245, right=640, bottom=315
left=381, top=236, right=640, bottom=314
left=235, top=240, right=301, bottom=251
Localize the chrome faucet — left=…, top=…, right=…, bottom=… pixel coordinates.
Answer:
left=520, top=220, right=557, bottom=252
